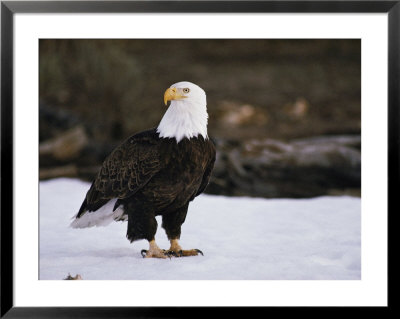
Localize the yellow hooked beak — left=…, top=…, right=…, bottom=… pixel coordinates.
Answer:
left=164, top=87, right=187, bottom=105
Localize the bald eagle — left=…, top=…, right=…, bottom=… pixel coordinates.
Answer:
left=71, top=82, right=216, bottom=258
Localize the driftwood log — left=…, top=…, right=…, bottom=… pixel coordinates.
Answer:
left=39, top=125, right=89, bottom=161
left=208, top=135, right=361, bottom=198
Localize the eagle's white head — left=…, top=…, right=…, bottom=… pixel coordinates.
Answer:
left=157, top=81, right=208, bottom=143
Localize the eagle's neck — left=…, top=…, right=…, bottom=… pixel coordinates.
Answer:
left=157, top=100, right=208, bottom=143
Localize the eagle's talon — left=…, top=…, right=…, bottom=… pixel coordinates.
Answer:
left=141, top=249, right=148, bottom=258
left=195, top=249, right=204, bottom=256
left=167, top=250, right=179, bottom=257
left=163, top=251, right=172, bottom=259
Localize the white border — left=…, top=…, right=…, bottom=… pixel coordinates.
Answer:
left=14, top=13, right=388, bottom=307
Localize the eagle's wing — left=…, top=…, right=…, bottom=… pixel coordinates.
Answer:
left=77, top=129, right=161, bottom=217
left=194, top=140, right=216, bottom=198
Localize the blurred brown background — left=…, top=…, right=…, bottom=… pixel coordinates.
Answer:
left=39, top=39, right=361, bottom=198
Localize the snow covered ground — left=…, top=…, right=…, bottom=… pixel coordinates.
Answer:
left=40, top=178, right=361, bottom=280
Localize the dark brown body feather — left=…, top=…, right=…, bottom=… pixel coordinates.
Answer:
left=77, top=128, right=216, bottom=242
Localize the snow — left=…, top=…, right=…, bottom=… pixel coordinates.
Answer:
left=40, top=178, right=361, bottom=280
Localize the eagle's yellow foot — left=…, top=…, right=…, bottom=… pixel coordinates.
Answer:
left=166, top=239, right=204, bottom=257
left=141, top=240, right=169, bottom=259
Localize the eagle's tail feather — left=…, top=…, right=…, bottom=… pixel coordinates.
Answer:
left=70, top=199, right=126, bottom=228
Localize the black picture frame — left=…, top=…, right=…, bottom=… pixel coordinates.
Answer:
left=1, top=1, right=397, bottom=317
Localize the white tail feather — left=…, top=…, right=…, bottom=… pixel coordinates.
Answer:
left=70, top=199, right=127, bottom=228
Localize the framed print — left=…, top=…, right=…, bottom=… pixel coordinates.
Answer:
left=1, top=0, right=397, bottom=317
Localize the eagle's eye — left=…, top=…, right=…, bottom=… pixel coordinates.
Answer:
left=183, top=88, right=190, bottom=94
